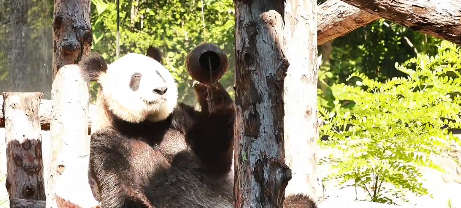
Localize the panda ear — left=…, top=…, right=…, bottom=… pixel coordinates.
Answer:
left=79, top=52, right=108, bottom=81
left=146, top=46, right=163, bottom=64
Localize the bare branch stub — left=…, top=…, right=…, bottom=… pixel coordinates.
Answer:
left=52, top=0, right=92, bottom=78
left=3, top=92, right=45, bottom=207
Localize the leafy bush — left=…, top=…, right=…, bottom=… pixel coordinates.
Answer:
left=318, top=41, right=461, bottom=204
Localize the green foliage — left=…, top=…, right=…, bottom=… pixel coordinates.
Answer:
left=319, top=19, right=442, bottom=86
left=90, top=0, right=235, bottom=105
left=448, top=198, right=453, bottom=208
left=319, top=41, right=461, bottom=204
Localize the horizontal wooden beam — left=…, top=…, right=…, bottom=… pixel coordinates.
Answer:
left=0, top=97, right=95, bottom=134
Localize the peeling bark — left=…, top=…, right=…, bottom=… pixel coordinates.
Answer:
left=52, top=0, right=92, bottom=80
left=340, top=0, right=461, bottom=45
left=233, top=1, right=291, bottom=207
left=317, top=0, right=379, bottom=45
left=3, top=92, right=45, bottom=208
left=283, top=0, right=321, bottom=201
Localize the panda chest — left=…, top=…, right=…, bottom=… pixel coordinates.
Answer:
left=131, top=127, right=189, bottom=164
left=114, top=118, right=190, bottom=163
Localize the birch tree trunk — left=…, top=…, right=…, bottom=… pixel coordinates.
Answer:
left=233, top=1, right=291, bottom=207
left=283, top=0, right=321, bottom=201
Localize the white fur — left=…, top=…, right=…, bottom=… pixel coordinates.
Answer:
left=98, top=53, right=178, bottom=123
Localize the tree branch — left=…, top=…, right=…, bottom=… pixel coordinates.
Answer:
left=317, top=0, right=380, bottom=45
left=340, top=0, right=461, bottom=45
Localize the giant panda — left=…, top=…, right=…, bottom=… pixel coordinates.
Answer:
left=80, top=48, right=318, bottom=208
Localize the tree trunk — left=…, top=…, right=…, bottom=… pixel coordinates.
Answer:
left=340, top=0, right=461, bottom=45
left=6, top=1, right=51, bottom=96
left=51, top=0, right=92, bottom=80
left=283, top=0, right=321, bottom=201
left=317, top=0, right=379, bottom=45
left=3, top=92, right=45, bottom=207
left=7, top=1, right=29, bottom=92
left=233, top=1, right=292, bottom=207
left=47, top=1, right=93, bottom=207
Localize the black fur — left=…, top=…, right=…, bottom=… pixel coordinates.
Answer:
left=79, top=52, right=107, bottom=81
left=90, top=89, right=234, bottom=207
left=283, top=194, right=318, bottom=208
left=146, top=46, right=163, bottom=64
left=84, top=49, right=317, bottom=208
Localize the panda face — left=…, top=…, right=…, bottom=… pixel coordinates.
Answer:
left=99, top=53, right=178, bottom=123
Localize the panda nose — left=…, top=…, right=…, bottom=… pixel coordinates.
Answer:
left=153, top=86, right=168, bottom=95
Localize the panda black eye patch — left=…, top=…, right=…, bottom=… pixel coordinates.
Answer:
left=130, top=73, right=142, bottom=91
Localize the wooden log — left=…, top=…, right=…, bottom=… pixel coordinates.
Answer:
left=0, top=97, right=95, bottom=134
left=46, top=64, right=99, bottom=208
left=3, top=92, right=46, bottom=207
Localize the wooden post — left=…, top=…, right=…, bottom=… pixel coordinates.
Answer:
left=283, top=0, right=321, bottom=201
left=47, top=64, right=98, bottom=208
left=48, top=0, right=93, bottom=207
left=233, top=1, right=290, bottom=207
left=3, top=92, right=45, bottom=208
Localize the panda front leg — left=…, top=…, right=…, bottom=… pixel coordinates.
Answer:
left=186, top=81, right=235, bottom=174
left=90, top=128, right=157, bottom=208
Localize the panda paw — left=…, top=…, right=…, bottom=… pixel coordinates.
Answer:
left=193, top=81, right=234, bottom=116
